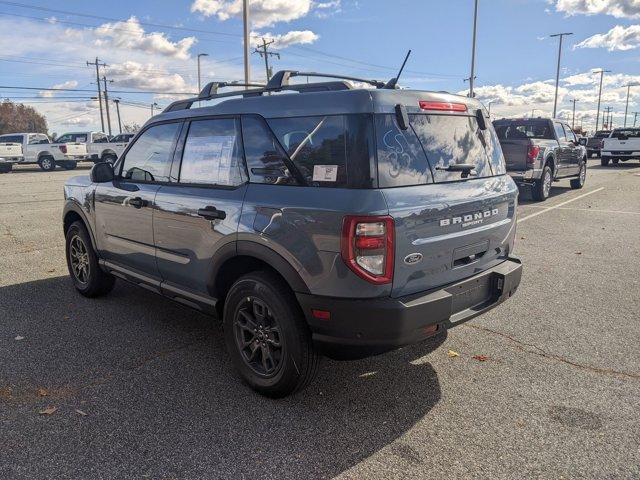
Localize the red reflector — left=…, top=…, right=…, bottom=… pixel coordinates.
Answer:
left=527, top=145, right=540, bottom=164
left=355, top=236, right=385, bottom=250
left=312, top=309, right=331, bottom=320
left=419, top=101, right=467, bottom=112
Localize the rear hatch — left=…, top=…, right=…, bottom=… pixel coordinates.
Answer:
left=375, top=104, right=517, bottom=298
left=493, top=119, right=554, bottom=171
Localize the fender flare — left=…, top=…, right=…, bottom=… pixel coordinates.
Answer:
left=62, top=200, right=98, bottom=251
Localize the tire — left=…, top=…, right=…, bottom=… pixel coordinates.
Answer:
left=0, top=163, right=12, bottom=174
left=601, top=157, right=610, bottom=167
left=38, top=155, right=56, bottom=171
left=587, top=150, right=594, bottom=158
left=532, top=164, right=552, bottom=201
left=612, top=158, right=619, bottom=165
left=223, top=271, right=320, bottom=398
left=65, top=221, right=115, bottom=297
left=61, top=161, right=77, bottom=170
left=570, top=161, right=587, bottom=189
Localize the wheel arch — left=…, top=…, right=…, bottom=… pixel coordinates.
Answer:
left=63, top=201, right=97, bottom=251
left=544, top=154, right=556, bottom=175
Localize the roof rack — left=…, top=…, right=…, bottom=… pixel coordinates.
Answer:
left=163, top=70, right=386, bottom=113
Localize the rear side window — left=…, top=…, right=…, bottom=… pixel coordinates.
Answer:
left=409, top=114, right=493, bottom=183
left=92, top=133, right=109, bottom=143
left=241, top=116, right=297, bottom=185
left=179, top=118, right=245, bottom=186
left=121, top=122, right=181, bottom=182
left=267, top=114, right=375, bottom=188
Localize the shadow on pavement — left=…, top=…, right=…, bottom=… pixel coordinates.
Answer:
left=0, top=276, right=443, bottom=479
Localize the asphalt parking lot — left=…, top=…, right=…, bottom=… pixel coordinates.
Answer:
left=1, top=160, right=639, bottom=479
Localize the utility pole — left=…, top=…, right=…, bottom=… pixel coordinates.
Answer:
left=550, top=32, right=572, bottom=118
left=113, top=99, right=122, bottom=134
left=603, top=106, right=613, bottom=129
left=151, top=102, right=159, bottom=117
left=623, top=83, right=637, bottom=127
left=87, top=57, right=106, bottom=132
left=101, top=76, right=113, bottom=136
left=468, top=0, right=479, bottom=98
left=594, top=69, right=610, bottom=132
left=253, top=38, right=280, bottom=81
left=633, top=111, right=640, bottom=127
left=242, top=0, right=250, bottom=86
left=571, top=99, right=578, bottom=130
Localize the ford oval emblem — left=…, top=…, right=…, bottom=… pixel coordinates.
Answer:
left=404, top=253, right=423, bottom=265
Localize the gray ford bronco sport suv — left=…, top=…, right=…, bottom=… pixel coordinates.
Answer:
left=63, top=71, right=522, bottom=397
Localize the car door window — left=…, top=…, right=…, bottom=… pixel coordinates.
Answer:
left=564, top=125, right=577, bottom=143
left=554, top=123, right=567, bottom=142
left=120, top=122, right=181, bottom=183
left=179, top=118, right=245, bottom=186
left=93, top=133, right=109, bottom=143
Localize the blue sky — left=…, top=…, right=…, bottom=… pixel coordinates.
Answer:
left=1, top=0, right=639, bottom=133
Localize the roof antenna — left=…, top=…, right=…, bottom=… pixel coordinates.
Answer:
left=384, top=50, right=411, bottom=89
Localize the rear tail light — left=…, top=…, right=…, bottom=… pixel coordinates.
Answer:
left=341, top=216, right=394, bottom=284
left=59, top=145, right=67, bottom=154
left=526, top=145, right=540, bottom=164
left=419, top=101, right=467, bottom=112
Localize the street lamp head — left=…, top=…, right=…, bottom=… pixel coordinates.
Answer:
left=198, top=53, right=209, bottom=58
left=550, top=32, right=573, bottom=38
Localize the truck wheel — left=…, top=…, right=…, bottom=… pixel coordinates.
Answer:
left=570, top=161, right=587, bottom=189
left=612, top=158, right=619, bottom=165
left=65, top=221, right=115, bottom=297
left=532, top=165, right=552, bottom=201
left=0, top=164, right=12, bottom=174
left=61, top=161, right=77, bottom=170
left=223, top=271, right=320, bottom=398
left=600, top=157, right=610, bottom=167
left=587, top=150, right=594, bottom=158
left=38, top=155, right=56, bottom=171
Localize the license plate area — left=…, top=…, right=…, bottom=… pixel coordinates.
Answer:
left=449, top=275, right=493, bottom=313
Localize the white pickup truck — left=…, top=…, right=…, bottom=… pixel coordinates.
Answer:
left=0, top=140, right=23, bottom=173
left=55, top=131, right=133, bottom=164
left=0, top=133, right=87, bottom=172
left=601, top=128, right=640, bottom=166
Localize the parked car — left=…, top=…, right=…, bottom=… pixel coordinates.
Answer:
left=0, top=133, right=87, bottom=171
left=63, top=72, right=522, bottom=397
left=586, top=130, right=611, bottom=158
left=54, top=131, right=128, bottom=164
left=0, top=139, right=24, bottom=173
left=493, top=118, right=587, bottom=201
left=600, top=128, right=640, bottom=166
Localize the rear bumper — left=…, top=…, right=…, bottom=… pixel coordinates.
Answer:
left=601, top=151, right=640, bottom=159
left=297, top=256, right=522, bottom=359
left=0, top=156, right=23, bottom=164
left=508, top=169, right=541, bottom=183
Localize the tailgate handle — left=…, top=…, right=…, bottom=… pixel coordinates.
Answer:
left=453, top=241, right=489, bottom=267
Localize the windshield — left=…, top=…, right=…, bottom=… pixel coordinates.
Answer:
left=494, top=121, right=554, bottom=140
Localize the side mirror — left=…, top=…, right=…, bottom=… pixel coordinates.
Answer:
left=90, top=161, right=114, bottom=183
left=475, top=108, right=487, bottom=130
left=578, top=138, right=587, bottom=146
left=395, top=104, right=409, bottom=130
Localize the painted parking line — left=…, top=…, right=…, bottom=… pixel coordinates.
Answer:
left=522, top=205, right=640, bottom=216
left=518, top=187, right=605, bottom=224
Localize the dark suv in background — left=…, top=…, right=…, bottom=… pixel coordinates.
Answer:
left=63, top=71, right=522, bottom=397
left=493, top=118, right=587, bottom=201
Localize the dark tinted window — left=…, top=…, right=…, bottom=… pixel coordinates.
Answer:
left=241, top=116, right=296, bottom=185
left=179, top=118, right=245, bottom=186
left=611, top=128, right=640, bottom=139
left=594, top=131, right=611, bottom=138
left=375, top=114, right=433, bottom=187
left=121, top=123, right=181, bottom=182
left=494, top=121, right=554, bottom=140
left=268, top=114, right=375, bottom=188
left=410, top=114, right=494, bottom=182
left=0, top=135, right=23, bottom=143
left=92, top=133, right=109, bottom=143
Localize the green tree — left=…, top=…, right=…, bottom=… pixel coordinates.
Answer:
left=0, top=100, right=48, bottom=135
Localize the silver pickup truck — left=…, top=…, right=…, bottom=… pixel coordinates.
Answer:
left=493, top=118, right=587, bottom=201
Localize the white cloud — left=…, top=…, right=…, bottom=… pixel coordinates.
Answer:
left=250, top=30, right=319, bottom=49
left=106, top=62, right=194, bottom=93
left=39, top=80, right=78, bottom=98
left=575, top=24, right=640, bottom=51
left=555, top=0, right=640, bottom=18
left=94, top=17, right=196, bottom=59
left=191, top=0, right=314, bottom=27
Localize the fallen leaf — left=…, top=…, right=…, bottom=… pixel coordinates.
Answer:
left=520, top=236, right=526, bottom=240
left=14, top=336, right=24, bottom=341
left=447, top=350, right=460, bottom=358
left=575, top=252, right=582, bottom=255
left=75, top=409, right=87, bottom=416
left=63, top=315, right=70, bottom=320
left=472, top=355, right=489, bottom=362
left=39, top=406, right=57, bottom=415
left=37, top=388, right=49, bottom=397
left=46, top=269, right=55, bottom=273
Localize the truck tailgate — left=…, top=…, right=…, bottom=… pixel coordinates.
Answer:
left=64, top=143, right=87, bottom=156
left=0, top=143, right=23, bottom=159
left=499, top=139, right=530, bottom=171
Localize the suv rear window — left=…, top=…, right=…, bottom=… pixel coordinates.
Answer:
left=494, top=121, right=554, bottom=140
left=267, top=114, right=375, bottom=188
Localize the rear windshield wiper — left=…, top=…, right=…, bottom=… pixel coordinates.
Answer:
left=436, top=163, right=476, bottom=178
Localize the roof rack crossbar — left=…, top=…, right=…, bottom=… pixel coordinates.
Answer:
left=266, top=70, right=385, bottom=89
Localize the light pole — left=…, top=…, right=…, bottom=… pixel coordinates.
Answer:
left=594, top=69, right=610, bottom=132
left=571, top=99, right=578, bottom=130
left=243, top=0, right=251, bottom=86
left=487, top=100, right=494, bottom=116
left=550, top=32, right=573, bottom=118
left=151, top=102, right=159, bottom=117
left=113, top=98, right=122, bottom=134
left=468, top=0, right=479, bottom=98
left=623, top=83, right=638, bottom=127
left=197, top=53, right=209, bottom=93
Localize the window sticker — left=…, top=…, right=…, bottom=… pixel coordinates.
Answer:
left=181, top=135, right=236, bottom=184
left=312, top=164, right=338, bottom=182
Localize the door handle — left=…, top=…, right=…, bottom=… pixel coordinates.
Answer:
left=128, top=196, right=146, bottom=209
left=197, top=206, right=226, bottom=220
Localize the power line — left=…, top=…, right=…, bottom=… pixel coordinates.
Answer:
left=0, top=85, right=197, bottom=95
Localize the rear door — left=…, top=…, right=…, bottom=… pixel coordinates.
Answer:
left=553, top=122, right=572, bottom=174
left=153, top=117, right=247, bottom=296
left=563, top=124, right=581, bottom=174
left=376, top=110, right=517, bottom=298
